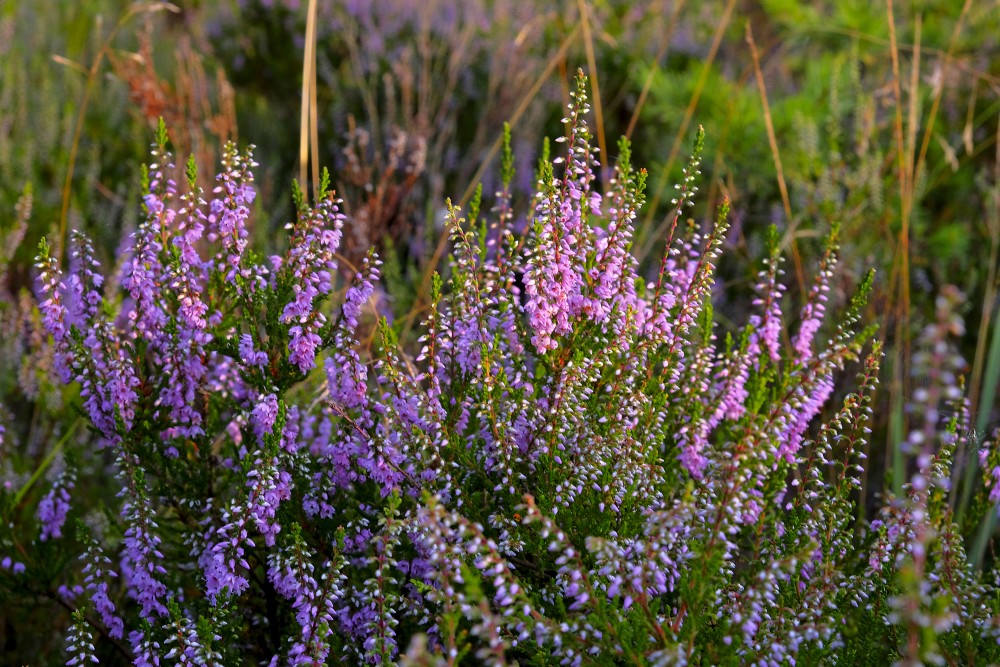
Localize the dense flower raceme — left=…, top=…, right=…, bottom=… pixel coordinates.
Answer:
left=8, top=75, right=1000, bottom=665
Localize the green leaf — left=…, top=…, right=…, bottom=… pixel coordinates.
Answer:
left=501, top=122, right=515, bottom=190
left=155, top=116, right=169, bottom=150
left=186, top=154, right=198, bottom=189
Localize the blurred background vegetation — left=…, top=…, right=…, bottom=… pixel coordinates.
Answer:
left=1, top=0, right=999, bottom=660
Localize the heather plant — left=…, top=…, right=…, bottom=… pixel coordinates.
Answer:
left=634, top=0, right=1000, bottom=514
left=1, top=185, right=99, bottom=663
left=5, top=72, right=1000, bottom=666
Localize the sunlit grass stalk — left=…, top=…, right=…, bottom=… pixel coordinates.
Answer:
left=56, top=2, right=179, bottom=264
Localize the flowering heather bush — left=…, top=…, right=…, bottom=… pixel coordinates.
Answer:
left=4, top=73, right=1000, bottom=665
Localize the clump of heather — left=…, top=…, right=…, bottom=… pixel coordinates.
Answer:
left=5, top=72, right=1000, bottom=666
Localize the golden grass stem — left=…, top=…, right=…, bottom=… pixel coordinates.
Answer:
left=576, top=0, right=607, bottom=183
left=641, top=0, right=737, bottom=233
left=57, top=3, right=180, bottom=264
left=884, top=0, right=913, bottom=471
left=625, top=0, right=685, bottom=141
left=299, top=0, right=319, bottom=194
left=914, top=0, right=973, bottom=187
left=745, top=21, right=805, bottom=295
left=970, top=116, right=1000, bottom=420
